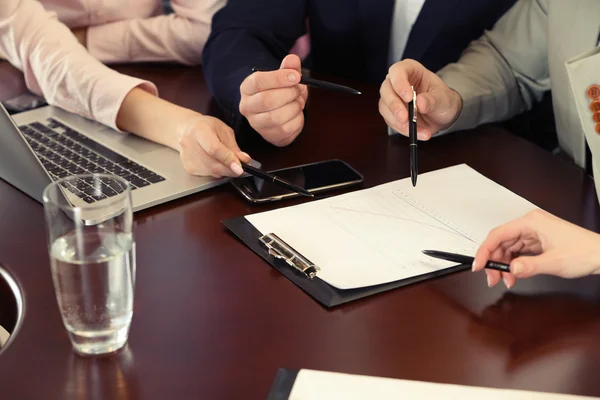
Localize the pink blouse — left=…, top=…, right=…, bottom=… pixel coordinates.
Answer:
left=0, top=0, right=224, bottom=130
left=41, top=0, right=225, bottom=65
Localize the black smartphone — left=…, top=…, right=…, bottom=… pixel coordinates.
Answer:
left=231, top=159, right=363, bottom=203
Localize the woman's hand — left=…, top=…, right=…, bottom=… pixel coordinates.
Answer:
left=177, top=114, right=250, bottom=178
left=116, top=88, right=250, bottom=177
left=473, top=210, right=600, bottom=289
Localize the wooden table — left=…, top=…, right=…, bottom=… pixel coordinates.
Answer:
left=1, top=62, right=600, bottom=399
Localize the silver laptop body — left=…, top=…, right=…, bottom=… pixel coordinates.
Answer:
left=1, top=103, right=223, bottom=211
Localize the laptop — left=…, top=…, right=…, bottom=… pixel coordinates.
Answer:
left=0, top=103, right=225, bottom=211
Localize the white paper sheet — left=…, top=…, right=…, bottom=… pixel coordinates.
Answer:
left=288, top=369, right=593, bottom=399
left=246, top=164, right=538, bottom=289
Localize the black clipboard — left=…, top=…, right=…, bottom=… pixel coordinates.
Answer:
left=223, top=216, right=468, bottom=308
left=265, top=369, right=299, bottom=400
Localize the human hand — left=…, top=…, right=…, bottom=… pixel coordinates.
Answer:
left=116, top=88, right=250, bottom=177
left=177, top=114, right=250, bottom=178
left=239, top=54, right=308, bottom=146
left=473, top=210, right=600, bottom=289
left=379, top=59, right=462, bottom=140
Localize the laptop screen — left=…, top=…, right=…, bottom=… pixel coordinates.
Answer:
left=0, top=102, right=51, bottom=202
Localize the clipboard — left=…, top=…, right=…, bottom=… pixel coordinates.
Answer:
left=222, top=216, right=468, bottom=308
left=265, top=368, right=299, bottom=400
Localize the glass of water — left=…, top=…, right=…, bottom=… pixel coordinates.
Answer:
left=43, top=174, right=135, bottom=356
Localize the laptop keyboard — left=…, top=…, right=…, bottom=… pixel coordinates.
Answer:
left=20, top=118, right=165, bottom=203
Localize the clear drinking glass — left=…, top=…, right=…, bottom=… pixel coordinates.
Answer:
left=43, top=174, right=135, bottom=355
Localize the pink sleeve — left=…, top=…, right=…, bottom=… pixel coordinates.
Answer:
left=86, top=0, right=226, bottom=65
left=0, top=0, right=158, bottom=131
left=290, top=35, right=311, bottom=61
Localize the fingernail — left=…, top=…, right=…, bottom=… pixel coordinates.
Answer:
left=503, top=276, right=512, bottom=290
left=230, top=162, right=244, bottom=176
left=287, top=73, right=298, bottom=82
left=399, top=90, right=408, bottom=100
left=240, top=152, right=251, bottom=159
left=471, top=260, right=476, bottom=272
left=511, top=262, right=522, bottom=276
left=487, top=275, right=492, bottom=288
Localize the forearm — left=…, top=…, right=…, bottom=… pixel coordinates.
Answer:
left=437, top=0, right=550, bottom=133
left=116, top=88, right=195, bottom=151
left=437, top=39, right=530, bottom=133
left=86, top=0, right=225, bottom=65
left=0, top=0, right=157, bottom=130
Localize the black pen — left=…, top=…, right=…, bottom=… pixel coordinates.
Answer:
left=251, top=67, right=361, bottom=95
left=408, top=86, right=418, bottom=187
left=422, top=250, right=511, bottom=273
left=241, top=163, right=314, bottom=198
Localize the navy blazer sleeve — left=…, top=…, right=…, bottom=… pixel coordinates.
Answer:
left=202, top=0, right=308, bottom=142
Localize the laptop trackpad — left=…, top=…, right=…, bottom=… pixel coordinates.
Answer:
left=98, top=128, right=164, bottom=154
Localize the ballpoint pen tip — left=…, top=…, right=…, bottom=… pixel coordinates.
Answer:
left=299, top=189, right=314, bottom=198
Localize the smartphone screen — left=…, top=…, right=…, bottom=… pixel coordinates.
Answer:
left=232, top=160, right=363, bottom=202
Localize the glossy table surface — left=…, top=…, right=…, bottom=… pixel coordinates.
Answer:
left=1, top=62, right=600, bottom=399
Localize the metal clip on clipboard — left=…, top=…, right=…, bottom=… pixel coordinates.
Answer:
left=259, top=233, right=320, bottom=279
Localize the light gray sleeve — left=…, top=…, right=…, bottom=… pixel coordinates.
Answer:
left=437, top=0, right=550, bottom=133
